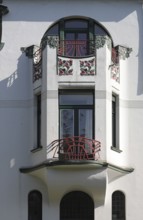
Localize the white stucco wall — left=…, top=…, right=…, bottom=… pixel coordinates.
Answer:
left=0, top=0, right=143, bottom=219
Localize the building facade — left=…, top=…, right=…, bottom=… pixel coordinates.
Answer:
left=0, top=0, right=143, bottom=219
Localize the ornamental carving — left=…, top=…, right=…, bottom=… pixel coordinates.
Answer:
left=95, top=35, right=111, bottom=50
left=42, top=36, right=59, bottom=49
left=33, top=47, right=42, bottom=82
left=118, top=46, right=132, bottom=60
left=110, top=64, right=120, bottom=83
left=80, top=58, right=95, bottom=75
left=47, top=36, right=58, bottom=48
left=58, top=58, right=73, bottom=75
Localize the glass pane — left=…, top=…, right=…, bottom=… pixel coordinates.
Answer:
left=65, top=33, right=75, bottom=40
left=47, top=24, right=59, bottom=35
left=60, top=109, right=74, bottom=138
left=77, top=33, right=87, bottom=56
left=79, top=109, right=93, bottom=139
left=77, top=33, right=87, bottom=40
left=60, top=92, right=93, bottom=105
left=65, top=33, right=76, bottom=56
left=94, top=24, right=107, bottom=35
left=65, top=20, right=88, bottom=28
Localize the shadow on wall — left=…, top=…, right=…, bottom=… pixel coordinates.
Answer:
left=0, top=53, right=33, bottom=168
left=0, top=53, right=32, bottom=101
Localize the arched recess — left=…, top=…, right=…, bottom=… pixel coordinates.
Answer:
left=60, top=191, right=94, bottom=220
left=28, top=190, right=42, bottom=220
left=112, top=190, right=125, bottom=220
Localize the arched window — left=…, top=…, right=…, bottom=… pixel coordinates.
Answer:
left=60, top=191, right=94, bottom=220
left=112, top=191, right=125, bottom=220
left=28, top=190, right=42, bottom=220
left=41, top=17, right=111, bottom=57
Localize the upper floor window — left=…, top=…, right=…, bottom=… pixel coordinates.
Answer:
left=112, top=191, right=125, bottom=220
left=59, top=90, right=94, bottom=139
left=42, top=17, right=110, bottom=58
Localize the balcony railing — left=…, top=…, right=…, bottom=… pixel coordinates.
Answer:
left=58, top=40, right=95, bottom=57
left=47, top=136, right=101, bottom=161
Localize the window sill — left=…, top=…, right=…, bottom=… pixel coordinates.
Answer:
left=31, top=146, right=43, bottom=153
left=111, top=146, right=122, bottom=153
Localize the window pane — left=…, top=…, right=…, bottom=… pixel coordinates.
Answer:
left=112, top=95, right=116, bottom=147
left=60, top=109, right=74, bottom=138
left=47, top=24, right=59, bottom=35
left=79, top=109, right=93, bottom=139
left=95, top=24, right=107, bottom=35
left=37, top=94, right=41, bottom=147
left=65, top=20, right=88, bottom=28
left=112, top=191, right=125, bottom=220
left=60, top=92, right=93, bottom=105
left=65, top=33, right=75, bottom=40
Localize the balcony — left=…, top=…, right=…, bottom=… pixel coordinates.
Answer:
left=47, top=136, right=101, bottom=161
left=58, top=40, right=95, bottom=57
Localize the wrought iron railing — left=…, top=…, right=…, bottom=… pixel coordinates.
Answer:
left=47, top=136, right=101, bottom=161
left=58, top=40, right=95, bottom=57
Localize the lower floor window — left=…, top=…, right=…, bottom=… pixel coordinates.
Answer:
left=112, top=191, right=125, bottom=220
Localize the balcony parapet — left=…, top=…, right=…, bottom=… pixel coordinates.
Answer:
left=57, top=56, right=96, bottom=76
left=47, top=136, right=101, bottom=161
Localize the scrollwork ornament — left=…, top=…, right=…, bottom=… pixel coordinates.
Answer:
left=47, top=36, right=59, bottom=48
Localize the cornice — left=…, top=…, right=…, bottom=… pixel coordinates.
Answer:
left=19, top=159, right=134, bottom=174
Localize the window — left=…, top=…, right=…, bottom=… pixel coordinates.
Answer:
left=60, top=191, right=94, bottom=220
left=42, top=17, right=110, bottom=57
left=112, top=94, right=116, bottom=147
left=112, top=191, right=125, bottom=220
left=62, top=19, right=89, bottom=57
left=28, top=190, right=42, bottom=220
left=59, top=90, right=94, bottom=139
left=111, top=94, right=120, bottom=151
left=36, top=94, right=41, bottom=148
left=37, top=94, right=41, bottom=147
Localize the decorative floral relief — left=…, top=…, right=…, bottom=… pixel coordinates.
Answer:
left=111, top=64, right=120, bottom=83
left=58, top=58, right=73, bottom=75
left=80, top=58, right=95, bottom=75
left=41, top=36, right=59, bottom=49
left=95, top=35, right=111, bottom=50
left=118, top=46, right=132, bottom=60
left=33, top=47, right=42, bottom=82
